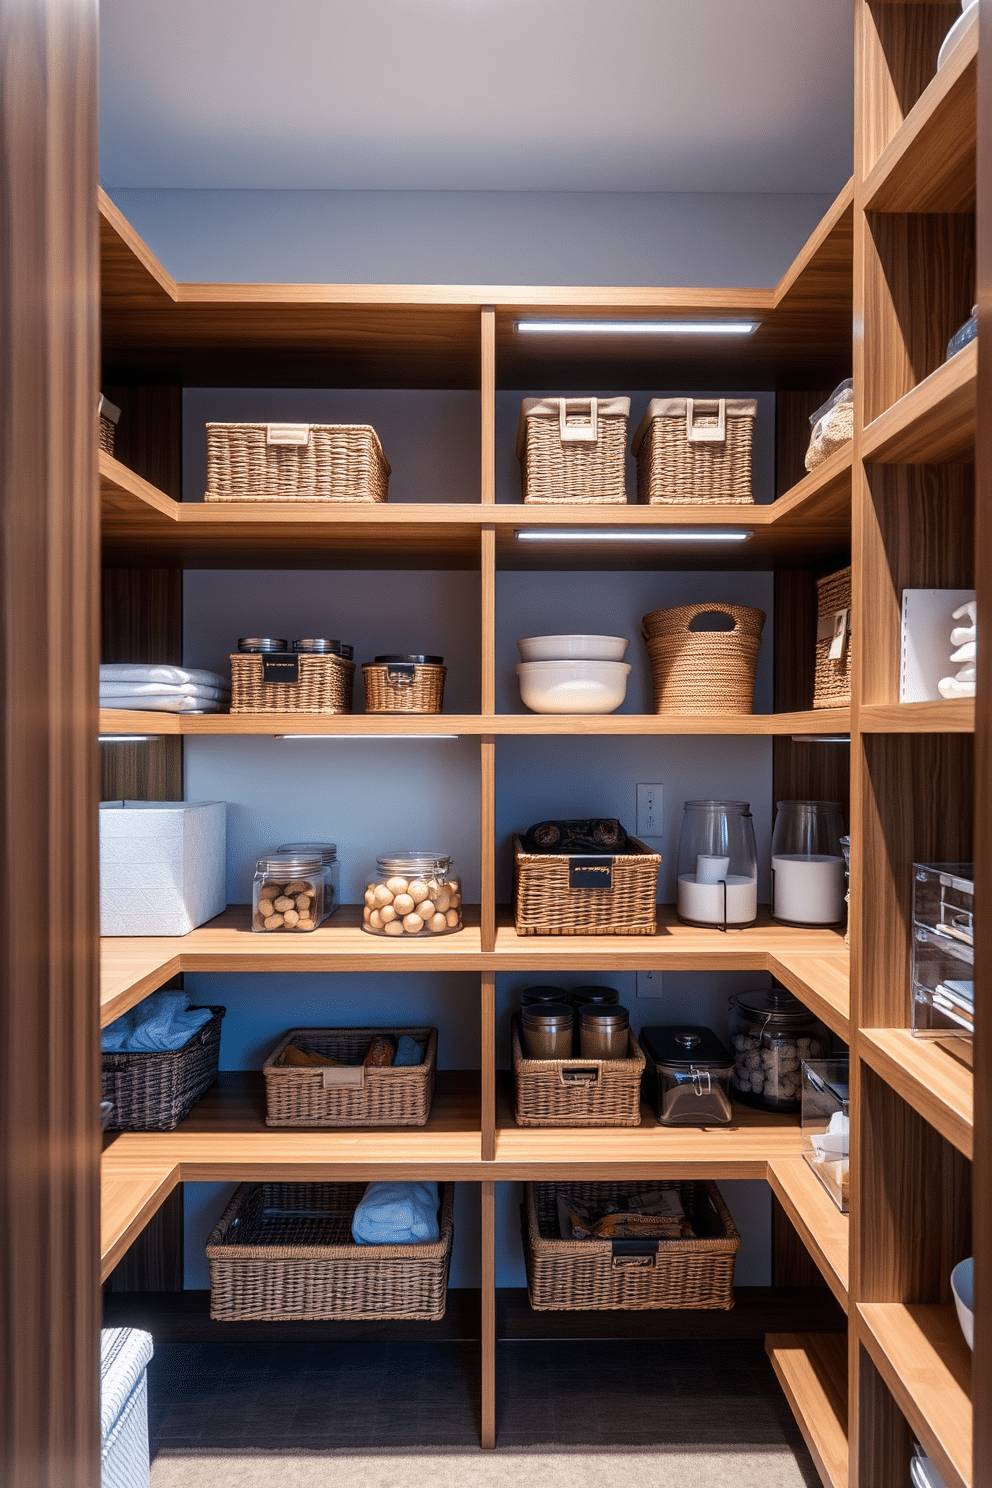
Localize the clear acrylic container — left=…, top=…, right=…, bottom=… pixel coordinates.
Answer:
left=277, top=842, right=340, bottom=917
left=253, top=853, right=326, bottom=932
left=802, top=1057, right=850, bottom=1212
left=729, top=987, right=831, bottom=1112
left=912, top=863, right=974, bottom=1039
left=676, top=800, right=758, bottom=927
left=363, top=851, right=463, bottom=936
left=771, top=800, right=846, bottom=927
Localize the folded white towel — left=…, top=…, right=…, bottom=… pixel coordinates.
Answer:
left=100, top=664, right=229, bottom=690
left=100, top=680, right=229, bottom=699
left=351, top=1181, right=440, bottom=1246
left=100, top=693, right=226, bottom=713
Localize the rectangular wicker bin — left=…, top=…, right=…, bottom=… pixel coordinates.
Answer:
left=513, top=835, right=660, bottom=936
left=102, top=1006, right=225, bottom=1131
left=263, top=1027, right=438, bottom=1127
left=631, top=398, right=757, bottom=505
left=230, top=651, right=355, bottom=714
left=814, top=565, right=852, bottom=708
left=516, top=396, right=630, bottom=504
left=205, top=422, right=390, bottom=503
left=512, top=1019, right=645, bottom=1127
left=523, top=1180, right=740, bottom=1312
left=207, top=1181, right=455, bottom=1321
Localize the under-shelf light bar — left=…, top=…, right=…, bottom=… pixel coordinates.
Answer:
left=515, top=528, right=753, bottom=544
left=99, top=734, right=153, bottom=743
left=515, top=319, right=759, bottom=336
left=277, top=734, right=460, bottom=741
left=790, top=735, right=851, bottom=744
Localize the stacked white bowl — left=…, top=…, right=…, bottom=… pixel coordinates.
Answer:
left=515, top=635, right=631, bottom=714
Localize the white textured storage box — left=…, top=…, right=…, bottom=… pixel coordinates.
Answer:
left=100, top=800, right=226, bottom=936
left=101, top=1328, right=153, bottom=1488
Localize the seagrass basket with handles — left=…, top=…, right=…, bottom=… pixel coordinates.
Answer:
left=207, top=1181, right=454, bottom=1322
left=642, top=603, right=766, bottom=715
left=513, top=835, right=660, bottom=936
left=363, top=656, right=446, bottom=714
left=512, top=1018, right=645, bottom=1127
left=523, top=1180, right=740, bottom=1311
left=262, top=1027, right=437, bottom=1127
left=814, top=566, right=852, bottom=708
left=632, top=398, right=756, bottom=505
left=205, top=422, right=390, bottom=503
left=102, top=1007, right=225, bottom=1131
left=517, top=397, right=630, bottom=504
left=230, top=651, right=355, bottom=714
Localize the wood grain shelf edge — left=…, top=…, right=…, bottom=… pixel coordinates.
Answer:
left=862, top=341, right=977, bottom=465
left=860, top=1029, right=973, bottom=1159
left=859, top=700, right=975, bottom=734
left=767, top=1158, right=850, bottom=1310
left=766, top=1332, right=849, bottom=1488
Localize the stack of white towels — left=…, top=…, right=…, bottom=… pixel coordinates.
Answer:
left=100, top=664, right=231, bottom=714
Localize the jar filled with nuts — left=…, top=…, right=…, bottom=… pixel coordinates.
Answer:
left=363, top=852, right=463, bottom=937
left=728, top=987, right=831, bottom=1113
left=253, top=854, right=326, bottom=933
left=276, top=843, right=339, bottom=917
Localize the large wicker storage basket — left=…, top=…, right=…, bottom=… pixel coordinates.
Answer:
left=523, top=1180, right=740, bottom=1311
left=512, top=1019, right=645, bottom=1127
left=517, top=397, right=630, bottom=504
left=632, top=398, right=756, bottom=505
left=513, top=834, right=660, bottom=936
left=642, top=603, right=766, bottom=715
left=205, top=422, right=390, bottom=503
left=814, top=566, right=852, bottom=708
left=102, top=1007, right=225, bottom=1131
left=363, top=660, right=446, bottom=714
left=263, top=1027, right=437, bottom=1127
left=99, top=416, right=116, bottom=455
left=230, top=651, right=354, bottom=714
left=207, top=1181, right=454, bottom=1321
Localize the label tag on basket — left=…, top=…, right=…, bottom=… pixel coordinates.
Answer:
left=266, top=423, right=311, bottom=445
left=568, top=856, right=613, bottom=889
left=827, top=607, right=850, bottom=660
left=322, top=1066, right=365, bottom=1088
left=610, top=1240, right=659, bottom=1265
left=262, top=653, right=300, bottom=683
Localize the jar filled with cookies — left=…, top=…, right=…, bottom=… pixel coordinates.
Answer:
left=363, top=851, right=462, bottom=937
left=253, top=853, right=326, bottom=933
left=276, top=842, right=339, bottom=916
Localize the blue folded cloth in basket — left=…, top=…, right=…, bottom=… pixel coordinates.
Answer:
left=102, top=992, right=213, bottom=1053
left=351, top=1181, right=439, bottom=1246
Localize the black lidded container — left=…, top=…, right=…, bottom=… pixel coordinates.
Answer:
left=519, top=986, right=571, bottom=1007
left=640, top=1025, right=735, bottom=1126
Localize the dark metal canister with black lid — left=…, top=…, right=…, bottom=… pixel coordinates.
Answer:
left=578, top=1005, right=630, bottom=1060
left=520, top=986, right=571, bottom=1007
left=640, top=1025, right=734, bottom=1126
left=570, top=986, right=620, bottom=1008
left=520, top=1003, right=574, bottom=1059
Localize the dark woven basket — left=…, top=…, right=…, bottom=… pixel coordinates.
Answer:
left=102, top=1006, right=225, bottom=1131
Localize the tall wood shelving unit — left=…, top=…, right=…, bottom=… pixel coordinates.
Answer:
left=96, top=6, right=983, bottom=1472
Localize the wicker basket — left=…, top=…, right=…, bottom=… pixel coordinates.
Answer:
left=513, top=834, right=660, bottom=936
left=523, top=1180, right=740, bottom=1311
left=230, top=650, right=354, bottom=714
left=642, top=603, right=766, bottom=715
left=632, top=398, right=756, bottom=505
left=363, top=660, right=446, bottom=714
left=99, top=416, right=116, bottom=455
left=207, top=1181, right=454, bottom=1321
left=204, top=422, right=390, bottom=504
left=517, top=397, right=630, bottom=504
left=102, top=1007, right=225, bottom=1131
left=512, top=1019, right=645, bottom=1127
left=814, top=566, right=852, bottom=708
left=263, top=1027, right=437, bottom=1127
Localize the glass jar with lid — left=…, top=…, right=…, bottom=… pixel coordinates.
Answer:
left=253, top=853, right=326, bottom=932
left=277, top=842, right=340, bottom=917
left=676, top=800, right=758, bottom=928
left=728, top=987, right=831, bottom=1111
left=363, top=851, right=462, bottom=936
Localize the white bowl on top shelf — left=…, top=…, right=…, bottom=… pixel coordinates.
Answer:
left=516, top=659, right=631, bottom=714
left=951, top=1256, right=974, bottom=1348
left=937, top=0, right=977, bottom=71
left=517, top=634, right=629, bottom=663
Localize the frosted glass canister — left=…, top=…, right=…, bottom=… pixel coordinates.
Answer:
left=676, top=800, right=758, bottom=928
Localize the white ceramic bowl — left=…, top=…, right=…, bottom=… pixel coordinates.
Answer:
left=516, top=659, right=631, bottom=714
left=951, top=1257, right=974, bottom=1349
left=516, top=634, right=629, bottom=663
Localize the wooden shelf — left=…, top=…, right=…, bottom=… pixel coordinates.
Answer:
left=767, top=1157, right=849, bottom=1311
left=862, top=8, right=977, bottom=213
left=100, top=1158, right=179, bottom=1283
left=858, top=1303, right=972, bottom=1488
left=767, top=948, right=850, bottom=1041
left=860, top=1029, right=973, bottom=1159
left=101, top=940, right=181, bottom=1026
left=766, top=1333, right=849, bottom=1488
left=862, top=340, right=976, bottom=465
left=859, top=700, right=975, bottom=734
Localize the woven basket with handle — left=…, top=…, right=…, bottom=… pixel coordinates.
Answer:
left=102, top=1007, right=225, bottom=1131
left=642, top=603, right=765, bottom=715
left=207, top=1181, right=454, bottom=1321
left=205, top=422, right=390, bottom=503
left=263, top=1027, right=437, bottom=1127
left=513, top=834, right=660, bottom=936
left=814, top=566, right=852, bottom=707
left=632, top=398, right=756, bottom=505
left=512, top=1018, right=645, bottom=1126
left=517, top=396, right=629, bottom=504
left=363, top=661, right=445, bottom=713
left=523, top=1180, right=740, bottom=1311
left=230, top=651, right=354, bottom=714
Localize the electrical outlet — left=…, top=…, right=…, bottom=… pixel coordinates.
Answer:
left=637, top=970, right=663, bottom=998
left=636, top=783, right=664, bottom=837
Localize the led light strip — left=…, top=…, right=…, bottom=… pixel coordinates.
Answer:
left=99, top=735, right=153, bottom=742
left=278, top=734, right=460, bottom=741
left=514, top=319, right=759, bottom=336
left=515, top=528, right=753, bottom=544
left=790, top=735, right=851, bottom=744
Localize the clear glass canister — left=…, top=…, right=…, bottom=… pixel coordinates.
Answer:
left=802, top=1056, right=850, bottom=1212
left=253, top=853, right=325, bottom=932
left=363, top=851, right=462, bottom=936
left=771, top=800, right=846, bottom=926
left=676, top=800, right=758, bottom=927
left=729, top=987, right=831, bottom=1112
left=277, top=842, right=340, bottom=917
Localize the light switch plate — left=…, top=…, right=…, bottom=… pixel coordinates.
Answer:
left=636, top=783, right=663, bottom=837
left=637, top=970, right=664, bottom=998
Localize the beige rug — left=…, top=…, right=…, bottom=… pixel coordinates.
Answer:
left=151, top=1444, right=818, bottom=1488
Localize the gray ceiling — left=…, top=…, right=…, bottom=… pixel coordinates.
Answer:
left=99, top=0, right=854, bottom=194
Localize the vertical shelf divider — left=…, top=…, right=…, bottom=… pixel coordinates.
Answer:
left=481, top=971, right=496, bottom=1161
left=481, top=1180, right=497, bottom=1450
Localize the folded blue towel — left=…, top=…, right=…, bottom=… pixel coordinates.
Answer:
left=394, top=1035, right=425, bottom=1067
left=102, top=992, right=213, bottom=1053
left=351, top=1181, right=439, bottom=1246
